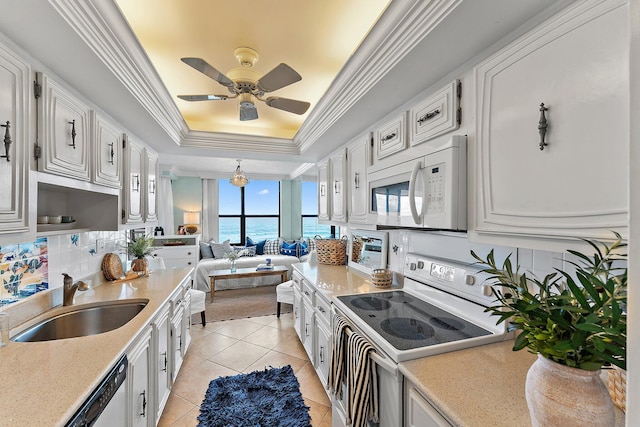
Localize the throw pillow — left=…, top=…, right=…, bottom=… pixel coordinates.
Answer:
left=233, top=245, right=256, bottom=257
left=246, top=236, right=267, bottom=255
left=281, top=241, right=298, bottom=257
left=210, top=239, right=232, bottom=258
left=307, top=237, right=316, bottom=252
left=298, top=240, right=309, bottom=257
left=263, top=238, right=282, bottom=255
left=199, top=242, right=214, bottom=259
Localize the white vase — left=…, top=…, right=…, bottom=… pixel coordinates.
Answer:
left=526, top=354, right=614, bottom=427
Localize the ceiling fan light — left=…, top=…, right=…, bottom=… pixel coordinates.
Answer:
left=230, top=160, right=249, bottom=187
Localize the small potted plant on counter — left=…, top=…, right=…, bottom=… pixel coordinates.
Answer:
left=471, top=232, right=626, bottom=427
left=127, top=234, right=155, bottom=275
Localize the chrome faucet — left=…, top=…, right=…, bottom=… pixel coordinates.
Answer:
left=62, top=273, right=88, bottom=306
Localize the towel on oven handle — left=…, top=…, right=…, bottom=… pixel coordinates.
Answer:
left=329, top=313, right=379, bottom=427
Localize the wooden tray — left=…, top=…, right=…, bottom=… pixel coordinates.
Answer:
left=102, top=253, right=123, bottom=281
left=163, top=241, right=186, bottom=246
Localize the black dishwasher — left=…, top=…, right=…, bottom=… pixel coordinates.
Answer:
left=66, top=355, right=128, bottom=427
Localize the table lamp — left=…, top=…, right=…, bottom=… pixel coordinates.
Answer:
left=183, top=211, right=200, bottom=234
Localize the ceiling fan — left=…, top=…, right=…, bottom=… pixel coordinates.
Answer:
left=178, top=47, right=311, bottom=121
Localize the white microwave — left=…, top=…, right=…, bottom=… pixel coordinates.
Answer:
left=367, top=135, right=466, bottom=230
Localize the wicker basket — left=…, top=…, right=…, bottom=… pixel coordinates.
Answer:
left=102, top=253, right=124, bottom=281
left=351, top=239, right=363, bottom=263
left=371, top=269, right=393, bottom=288
left=314, top=235, right=348, bottom=265
left=608, top=365, right=626, bottom=412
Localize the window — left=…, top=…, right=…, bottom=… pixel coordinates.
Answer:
left=301, top=181, right=336, bottom=239
left=219, top=180, right=280, bottom=244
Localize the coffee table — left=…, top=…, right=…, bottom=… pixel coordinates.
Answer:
left=208, top=265, right=288, bottom=302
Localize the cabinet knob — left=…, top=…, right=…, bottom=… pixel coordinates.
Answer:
left=187, top=251, right=192, bottom=255
left=187, top=262, right=192, bottom=265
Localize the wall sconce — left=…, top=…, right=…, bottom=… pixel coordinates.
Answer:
left=183, top=211, right=201, bottom=235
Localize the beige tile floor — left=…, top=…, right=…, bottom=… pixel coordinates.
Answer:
left=158, top=312, right=332, bottom=426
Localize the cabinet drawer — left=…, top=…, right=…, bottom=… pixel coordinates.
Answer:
left=292, top=271, right=303, bottom=292
left=153, top=246, right=196, bottom=260
left=301, top=279, right=315, bottom=304
left=315, top=293, right=331, bottom=326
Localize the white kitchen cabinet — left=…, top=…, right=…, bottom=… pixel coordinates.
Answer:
left=123, top=134, right=144, bottom=224
left=346, top=134, right=370, bottom=224
left=127, top=326, right=153, bottom=427
left=330, top=150, right=347, bottom=223
left=144, top=148, right=158, bottom=222
left=409, top=80, right=461, bottom=147
left=0, top=39, right=30, bottom=238
left=317, top=159, right=330, bottom=222
left=404, top=380, right=452, bottom=427
left=474, top=0, right=628, bottom=243
left=153, top=306, right=171, bottom=422
left=151, top=234, right=200, bottom=269
left=37, top=72, right=91, bottom=181
left=313, top=293, right=331, bottom=391
left=91, top=111, right=122, bottom=189
left=292, top=271, right=304, bottom=342
left=374, top=113, right=406, bottom=161
left=170, top=306, right=186, bottom=383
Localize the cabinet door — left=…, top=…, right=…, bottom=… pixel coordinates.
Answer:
left=0, top=41, right=29, bottom=236
left=154, top=310, right=171, bottom=421
left=293, top=288, right=303, bottom=342
left=404, top=382, right=452, bottom=427
left=347, top=134, right=370, bottom=224
left=314, top=319, right=331, bottom=389
left=374, top=113, right=406, bottom=161
left=123, top=135, right=144, bottom=224
left=170, top=307, right=185, bottom=383
left=475, top=1, right=628, bottom=242
left=128, top=328, right=152, bottom=427
left=330, top=150, right=347, bottom=223
left=144, top=148, right=158, bottom=222
left=91, top=111, right=122, bottom=188
left=302, top=301, right=315, bottom=362
left=317, top=160, right=330, bottom=222
left=38, top=73, right=91, bottom=181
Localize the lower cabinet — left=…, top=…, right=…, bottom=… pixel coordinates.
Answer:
left=404, top=380, right=452, bottom=427
left=128, top=327, right=153, bottom=427
left=153, top=307, right=171, bottom=422
left=125, top=277, right=192, bottom=426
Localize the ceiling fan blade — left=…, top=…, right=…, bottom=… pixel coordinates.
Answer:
left=177, top=94, right=228, bottom=101
left=265, top=97, right=310, bottom=115
left=239, top=102, right=259, bottom=121
left=181, top=57, right=235, bottom=89
left=256, top=63, right=302, bottom=92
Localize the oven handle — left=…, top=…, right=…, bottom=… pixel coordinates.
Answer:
left=408, top=160, right=423, bottom=225
left=344, top=325, right=398, bottom=376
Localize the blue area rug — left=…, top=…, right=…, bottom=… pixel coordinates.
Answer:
left=197, top=365, right=311, bottom=427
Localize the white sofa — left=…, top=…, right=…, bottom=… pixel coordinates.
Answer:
left=194, top=253, right=308, bottom=293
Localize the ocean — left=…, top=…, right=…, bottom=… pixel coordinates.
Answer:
left=219, top=217, right=332, bottom=244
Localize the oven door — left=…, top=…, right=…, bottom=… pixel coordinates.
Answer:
left=368, top=158, right=426, bottom=228
left=331, top=307, right=403, bottom=427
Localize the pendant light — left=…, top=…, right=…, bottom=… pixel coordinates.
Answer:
left=230, top=159, right=249, bottom=187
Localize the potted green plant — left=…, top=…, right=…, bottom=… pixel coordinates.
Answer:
left=471, top=232, right=626, bottom=426
left=127, top=235, right=155, bottom=274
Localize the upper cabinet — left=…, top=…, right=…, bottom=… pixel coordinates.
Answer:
left=123, top=135, right=144, bottom=224
left=144, top=148, right=158, bottom=223
left=92, top=111, right=123, bottom=189
left=0, top=41, right=30, bottom=238
left=330, top=150, right=347, bottom=223
left=374, top=113, right=406, bottom=161
left=37, top=73, right=91, bottom=181
left=409, top=80, right=461, bottom=147
left=317, top=160, right=330, bottom=222
left=346, top=133, right=371, bottom=224
left=474, top=0, right=628, bottom=242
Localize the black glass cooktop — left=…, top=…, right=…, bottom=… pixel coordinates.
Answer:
left=337, top=291, right=491, bottom=351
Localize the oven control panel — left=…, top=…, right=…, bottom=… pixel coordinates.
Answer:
left=403, top=253, right=498, bottom=306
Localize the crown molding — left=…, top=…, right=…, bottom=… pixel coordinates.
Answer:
left=182, top=130, right=299, bottom=155
left=49, top=0, right=186, bottom=145
left=294, top=0, right=462, bottom=152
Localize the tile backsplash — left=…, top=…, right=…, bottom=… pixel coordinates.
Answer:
left=0, top=237, right=49, bottom=307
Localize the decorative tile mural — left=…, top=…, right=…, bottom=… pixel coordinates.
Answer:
left=0, top=237, right=48, bottom=307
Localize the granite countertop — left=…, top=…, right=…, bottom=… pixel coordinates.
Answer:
left=400, top=340, right=626, bottom=427
left=292, top=262, right=399, bottom=298
left=0, top=267, right=192, bottom=427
